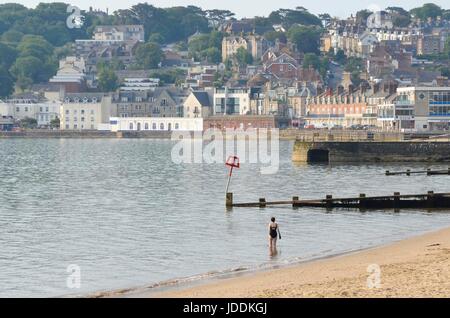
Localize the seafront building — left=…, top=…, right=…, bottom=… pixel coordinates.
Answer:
left=213, top=87, right=252, bottom=115
left=109, top=117, right=203, bottom=131
left=0, top=93, right=60, bottom=128
left=393, top=86, right=450, bottom=131
left=60, top=93, right=114, bottom=130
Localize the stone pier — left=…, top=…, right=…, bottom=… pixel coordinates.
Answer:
left=292, top=140, right=450, bottom=163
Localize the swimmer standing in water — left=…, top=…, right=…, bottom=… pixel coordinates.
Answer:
left=268, top=217, right=281, bottom=255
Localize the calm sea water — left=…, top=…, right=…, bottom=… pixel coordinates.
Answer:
left=1, top=139, right=450, bottom=297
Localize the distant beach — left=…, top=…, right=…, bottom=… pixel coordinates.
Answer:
left=126, top=226, right=450, bottom=298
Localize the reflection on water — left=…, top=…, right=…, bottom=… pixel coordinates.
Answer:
left=1, top=139, right=450, bottom=297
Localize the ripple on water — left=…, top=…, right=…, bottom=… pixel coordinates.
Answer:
left=1, top=139, right=450, bottom=297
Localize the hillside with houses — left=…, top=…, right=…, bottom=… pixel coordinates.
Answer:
left=1, top=3, right=450, bottom=133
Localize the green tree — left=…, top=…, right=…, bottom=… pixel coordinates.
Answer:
left=208, top=30, right=223, bottom=48
left=410, top=3, right=442, bottom=20
left=148, top=33, right=165, bottom=44
left=444, top=37, right=450, bottom=58
left=135, top=42, right=164, bottom=69
left=302, top=53, right=320, bottom=69
left=97, top=67, right=119, bottom=92
left=287, top=25, right=321, bottom=54
left=0, top=29, right=24, bottom=45
left=0, top=66, right=14, bottom=97
left=205, top=9, right=235, bottom=29
left=206, top=47, right=221, bottom=64
left=355, top=10, right=372, bottom=24
left=148, top=68, right=186, bottom=85
left=0, top=43, right=17, bottom=68
left=302, top=53, right=329, bottom=77
left=50, top=117, right=60, bottom=129
left=334, top=49, right=346, bottom=64
left=387, top=7, right=411, bottom=27
left=235, top=47, right=253, bottom=66
left=9, top=55, right=42, bottom=84
left=18, top=117, right=37, bottom=129
left=264, top=31, right=287, bottom=43
left=268, top=8, right=322, bottom=29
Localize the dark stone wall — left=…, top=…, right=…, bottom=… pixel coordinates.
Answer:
left=293, top=141, right=450, bottom=162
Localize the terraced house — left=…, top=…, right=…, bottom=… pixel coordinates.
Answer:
left=113, top=88, right=189, bottom=118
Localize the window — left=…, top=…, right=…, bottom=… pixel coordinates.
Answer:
left=175, top=123, right=179, bottom=130
left=40, top=107, right=43, bottom=112
left=25, top=107, right=28, bottom=112
left=74, top=117, right=78, bottom=122
left=91, top=117, right=94, bottom=122
left=129, top=123, right=134, bottom=130
left=65, top=124, right=69, bottom=129
left=91, top=110, right=94, bottom=115
left=66, top=110, right=69, bottom=115
left=152, top=123, right=156, bottom=130
left=45, top=107, right=49, bottom=112
left=91, top=124, right=94, bottom=129
left=65, top=117, right=69, bottom=122
left=74, top=124, right=78, bottom=129
left=81, top=117, right=85, bottom=122
left=160, top=123, right=164, bottom=130
left=81, top=110, right=85, bottom=115
left=145, top=123, right=149, bottom=130
left=16, top=107, right=19, bottom=112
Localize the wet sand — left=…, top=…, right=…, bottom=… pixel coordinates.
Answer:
left=146, top=226, right=450, bottom=298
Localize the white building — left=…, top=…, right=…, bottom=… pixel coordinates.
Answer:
left=213, top=87, right=251, bottom=115
left=109, top=117, right=203, bottom=132
left=93, top=25, right=145, bottom=42
left=392, top=87, right=450, bottom=131
left=60, top=94, right=114, bottom=130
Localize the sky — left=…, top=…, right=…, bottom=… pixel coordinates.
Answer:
left=4, top=0, right=450, bottom=19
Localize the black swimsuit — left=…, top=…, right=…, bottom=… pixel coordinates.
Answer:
left=269, top=224, right=278, bottom=239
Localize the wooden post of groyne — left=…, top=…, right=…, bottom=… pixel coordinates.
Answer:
left=259, top=198, right=266, bottom=208
left=393, top=192, right=400, bottom=211
left=226, top=192, right=233, bottom=207
left=359, top=193, right=366, bottom=210
left=427, top=191, right=435, bottom=209
left=292, top=196, right=299, bottom=208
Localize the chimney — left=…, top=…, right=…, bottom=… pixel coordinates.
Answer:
left=337, top=85, right=344, bottom=95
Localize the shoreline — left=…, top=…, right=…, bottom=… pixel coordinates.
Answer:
left=95, top=225, right=450, bottom=298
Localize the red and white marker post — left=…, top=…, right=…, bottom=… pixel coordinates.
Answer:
left=225, top=155, right=240, bottom=194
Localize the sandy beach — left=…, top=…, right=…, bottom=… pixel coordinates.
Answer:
left=134, top=226, right=450, bottom=298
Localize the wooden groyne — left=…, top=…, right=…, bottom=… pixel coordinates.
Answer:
left=226, top=192, right=450, bottom=210
left=386, top=168, right=450, bottom=176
